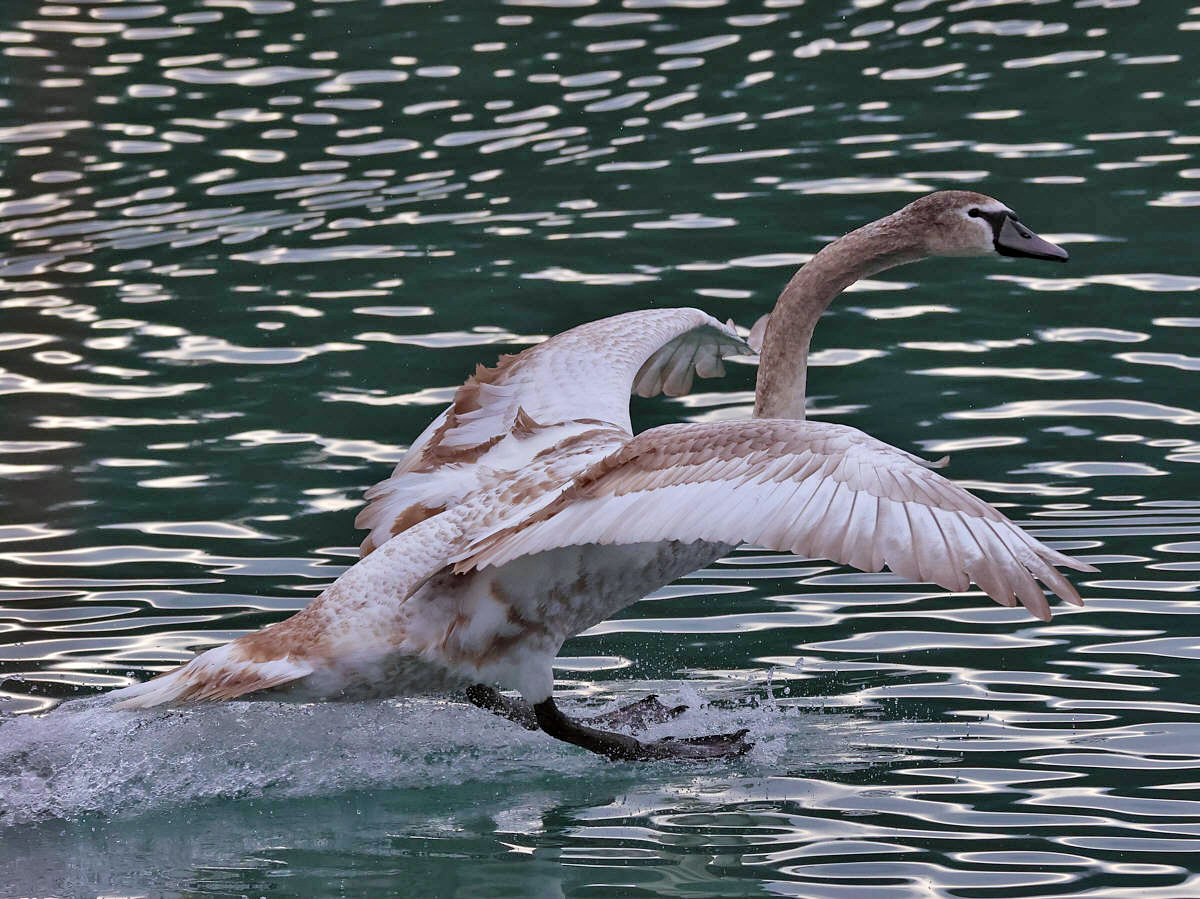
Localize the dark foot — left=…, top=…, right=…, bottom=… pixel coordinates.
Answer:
left=465, top=684, right=538, bottom=731
left=585, top=695, right=688, bottom=731
left=654, top=729, right=754, bottom=760
left=534, top=697, right=752, bottom=762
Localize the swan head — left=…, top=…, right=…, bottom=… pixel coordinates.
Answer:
left=898, top=190, right=1069, bottom=263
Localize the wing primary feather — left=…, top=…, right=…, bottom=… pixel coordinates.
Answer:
left=874, top=498, right=920, bottom=583
left=905, top=502, right=948, bottom=587
left=842, top=492, right=880, bottom=573
left=925, top=506, right=971, bottom=593
left=662, top=339, right=698, bottom=397
left=979, top=518, right=1051, bottom=620
left=812, top=482, right=855, bottom=563
left=789, top=478, right=843, bottom=561
left=695, top=343, right=724, bottom=379
left=1032, top=558, right=1086, bottom=607
left=756, top=480, right=809, bottom=547
left=965, top=518, right=1027, bottom=611
left=780, top=475, right=837, bottom=558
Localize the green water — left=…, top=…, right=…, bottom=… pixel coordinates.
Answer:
left=2, top=0, right=1199, bottom=895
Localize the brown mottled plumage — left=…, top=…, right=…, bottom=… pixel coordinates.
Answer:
left=110, top=192, right=1089, bottom=733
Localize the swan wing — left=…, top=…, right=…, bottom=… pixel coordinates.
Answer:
left=459, top=419, right=1095, bottom=620
left=355, top=309, right=749, bottom=557
left=432, top=307, right=750, bottom=452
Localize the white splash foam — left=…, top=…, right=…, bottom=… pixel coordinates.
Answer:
left=0, top=688, right=897, bottom=827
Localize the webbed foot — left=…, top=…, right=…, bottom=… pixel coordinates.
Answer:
left=584, top=695, right=688, bottom=731
left=635, top=728, right=752, bottom=761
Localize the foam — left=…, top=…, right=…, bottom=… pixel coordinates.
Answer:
left=0, top=687, right=896, bottom=828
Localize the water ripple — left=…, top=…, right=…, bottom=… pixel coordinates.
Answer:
left=2, top=1, right=1198, bottom=895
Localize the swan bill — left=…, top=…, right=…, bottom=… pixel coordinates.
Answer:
left=993, top=215, right=1069, bottom=262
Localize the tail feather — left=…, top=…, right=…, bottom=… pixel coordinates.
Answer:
left=111, top=642, right=313, bottom=709
left=111, top=499, right=477, bottom=710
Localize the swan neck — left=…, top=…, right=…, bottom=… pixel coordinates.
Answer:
left=753, top=220, right=925, bottom=420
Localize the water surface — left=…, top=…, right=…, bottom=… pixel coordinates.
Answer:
left=2, top=1, right=1199, bottom=896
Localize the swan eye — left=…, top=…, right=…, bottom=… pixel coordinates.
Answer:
left=967, top=208, right=982, bottom=218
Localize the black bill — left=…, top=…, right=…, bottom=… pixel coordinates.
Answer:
left=994, top=215, right=1069, bottom=262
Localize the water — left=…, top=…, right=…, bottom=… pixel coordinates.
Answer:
left=1, top=0, right=1198, bottom=894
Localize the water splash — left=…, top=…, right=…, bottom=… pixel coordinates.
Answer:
left=0, top=690, right=889, bottom=828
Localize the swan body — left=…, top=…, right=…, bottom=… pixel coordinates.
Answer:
left=113, top=308, right=749, bottom=707
left=111, top=191, right=1094, bottom=760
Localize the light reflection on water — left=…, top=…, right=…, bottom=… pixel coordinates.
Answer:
left=2, top=0, right=1199, bottom=895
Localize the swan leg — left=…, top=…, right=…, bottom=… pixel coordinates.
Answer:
left=533, top=697, right=752, bottom=762
left=465, top=684, right=539, bottom=731
left=466, top=686, right=686, bottom=734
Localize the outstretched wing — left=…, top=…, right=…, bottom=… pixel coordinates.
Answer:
left=459, top=419, right=1095, bottom=620
left=429, top=307, right=750, bottom=453
left=355, top=308, right=751, bottom=557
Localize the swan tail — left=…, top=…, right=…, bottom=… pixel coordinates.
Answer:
left=112, top=504, right=475, bottom=710
left=110, top=641, right=313, bottom=709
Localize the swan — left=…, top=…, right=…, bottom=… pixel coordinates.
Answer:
left=111, top=190, right=1093, bottom=761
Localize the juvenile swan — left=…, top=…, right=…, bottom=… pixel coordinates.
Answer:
left=111, top=191, right=1092, bottom=761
